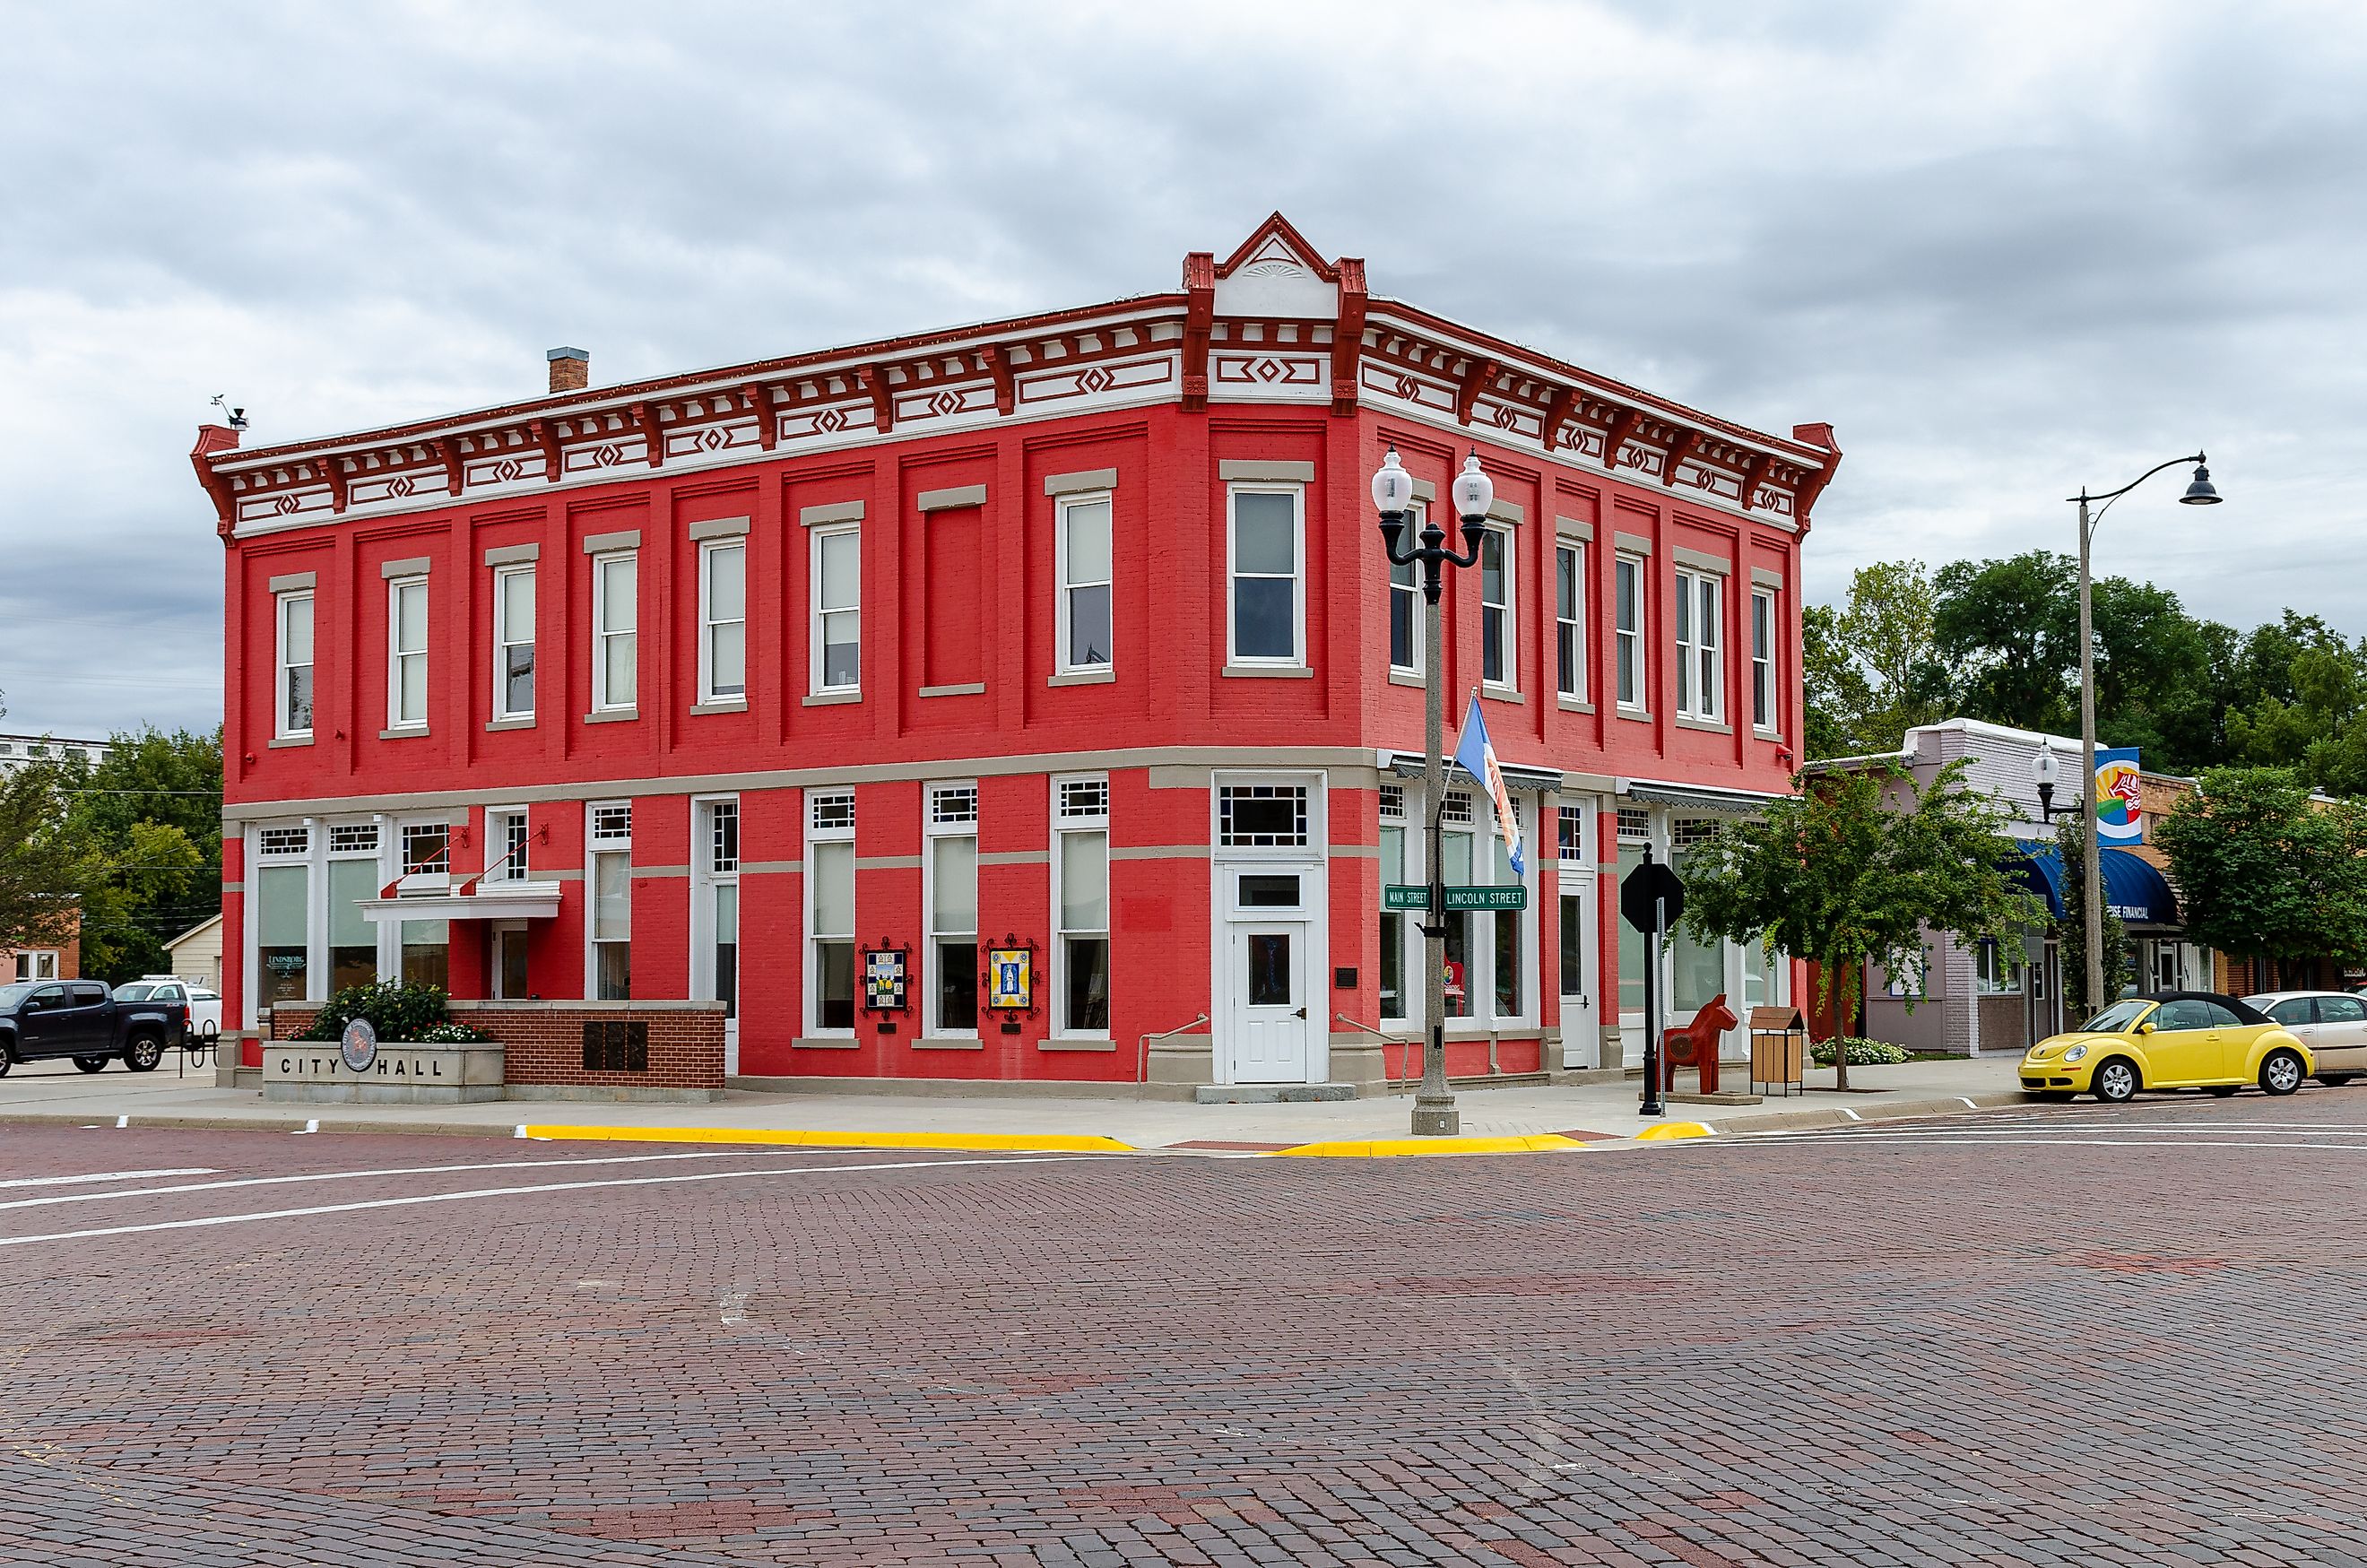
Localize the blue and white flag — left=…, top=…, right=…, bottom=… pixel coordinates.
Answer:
left=1452, top=692, right=1525, bottom=877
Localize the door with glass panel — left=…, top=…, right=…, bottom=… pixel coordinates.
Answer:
left=1556, top=801, right=1599, bottom=1069
left=1229, top=922, right=1310, bottom=1083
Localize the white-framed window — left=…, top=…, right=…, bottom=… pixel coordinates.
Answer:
left=1388, top=782, right=1533, bottom=1027
left=1379, top=784, right=1409, bottom=1025
left=1974, top=939, right=2023, bottom=996
left=694, top=797, right=740, bottom=1022
left=1388, top=505, right=1423, bottom=676
left=924, top=784, right=979, bottom=1035
left=493, top=565, right=535, bottom=720
left=386, top=576, right=429, bottom=731
left=1227, top=485, right=1304, bottom=666
left=1751, top=586, right=1778, bottom=734
left=807, top=789, right=856, bottom=1032
left=592, top=551, right=637, bottom=713
left=1480, top=524, right=1514, bottom=689
left=1056, top=493, right=1114, bottom=672
left=276, top=591, right=315, bottom=739
left=1614, top=555, right=1644, bottom=711
left=1556, top=542, right=1585, bottom=700
left=1053, top=775, right=1110, bottom=1035
left=587, top=801, right=631, bottom=999
left=485, top=807, right=529, bottom=883
left=394, top=818, right=451, bottom=991
left=1675, top=569, right=1721, bottom=723
left=325, top=821, right=381, bottom=992
left=1885, top=951, right=1929, bottom=1000
left=699, top=540, right=747, bottom=702
left=12, top=950, right=59, bottom=982
left=811, top=525, right=860, bottom=693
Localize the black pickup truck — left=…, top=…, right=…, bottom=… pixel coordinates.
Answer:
left=0, top=978, right=186, bottom=1074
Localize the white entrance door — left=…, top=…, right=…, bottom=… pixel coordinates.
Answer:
left=1229, top=922, right=1310, bottom=1083
left=1558, top=886, right=1598, bottom=1069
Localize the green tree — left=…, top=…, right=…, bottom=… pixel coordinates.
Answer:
left=2054, top=817, right=2128, bottom=1023
left=1803, top=560, right=1949, bottom=758
left=56, top=728, right=223, bottom=982
left=0, top=762, right=87, bottom=954
left=1933, top=550, right=2077, bottom=734
left=2155, top=767, right=2367, bottom=989
left=1678, top=759, right=2044, bottom=1089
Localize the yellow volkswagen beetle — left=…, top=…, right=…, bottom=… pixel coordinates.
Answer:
left=2021, top=991, right=2314, bottom=1103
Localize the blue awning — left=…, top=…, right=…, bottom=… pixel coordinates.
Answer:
left=2007, top=845, right=2179, bottom=926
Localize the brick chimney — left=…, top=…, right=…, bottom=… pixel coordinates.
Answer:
left=547, top=346, right=589, bottom=394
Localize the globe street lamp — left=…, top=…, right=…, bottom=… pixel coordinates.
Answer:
left=1375, top=446, right=1491, bottom=1137
left=2068, top=455, right=2221, bottom=1011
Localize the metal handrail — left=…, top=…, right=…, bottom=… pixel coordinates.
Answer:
left=1335, top=1013, right=1420, bottom=1093
left=1136, top=1012, right=1210, bottom=1087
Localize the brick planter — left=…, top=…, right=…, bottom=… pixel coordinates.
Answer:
left=264, top=1000, right=726, bottom=1103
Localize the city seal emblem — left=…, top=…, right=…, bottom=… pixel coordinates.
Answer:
left=340, top=1017, right=378, bottom=1073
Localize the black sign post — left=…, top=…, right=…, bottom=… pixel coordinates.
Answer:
left=1620, top=845, right=1686, bottom=1118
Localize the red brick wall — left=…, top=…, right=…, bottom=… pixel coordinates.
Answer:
left=265, top=1001, right=724, bottom=1090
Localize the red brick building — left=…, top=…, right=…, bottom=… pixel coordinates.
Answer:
left=194, top=216, right=1839, bottom=1096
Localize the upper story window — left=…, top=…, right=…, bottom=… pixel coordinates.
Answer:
left=811, top=525, right=861, bottom=693
left=1388, top=506, right=1423, bottom=676
left=1675, top=569, right=1722, bottom=723
left=700, top=540, right=747, bottom=703
left=386, top=576, right=428, bottom=732
left=1479, top=526, right=1513, bottom=689
left=1227, top=487, right=1303, bottom=667
left=1613, top=555, right=1644, bottom=712
left=592, top=551, right=637, bottom=714
left=276, top=591, right=315, bottom=740
left=1751, top=586, right=1778, bottom=735
left=1556, top=542, right=1585, bottom=701
left=493, top=565, right=535, bottom=721
left=1057, top=494, right=1113, bottom=672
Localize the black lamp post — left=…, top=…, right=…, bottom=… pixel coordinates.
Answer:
left=2067, top=455, right=2222, bottom=1010
left=1374, top=445, right=1492, bottom=1137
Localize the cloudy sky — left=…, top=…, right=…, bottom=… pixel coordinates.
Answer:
left=3, top=0, right=2362, bottom=740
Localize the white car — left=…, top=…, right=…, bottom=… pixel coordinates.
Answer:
left=117, top=976, right=222, bottom=1043
left=2244, top=992, right=2367, bottom=1085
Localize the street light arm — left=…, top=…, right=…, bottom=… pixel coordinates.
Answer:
left=2068, top=452, right=2207, bottom=507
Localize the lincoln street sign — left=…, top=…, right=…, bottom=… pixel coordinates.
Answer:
left=1384, top=885, right=1528, bottom=912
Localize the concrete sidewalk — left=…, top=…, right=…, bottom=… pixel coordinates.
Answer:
left=0, top=1056, right=2032, bottom=1152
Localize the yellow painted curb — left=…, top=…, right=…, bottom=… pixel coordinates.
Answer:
left=1271, top=1133, right=1589, bottom=1158
left=1633, top=1121, right=1714, bottom=1140
left=519, top=1124, right=1134, bottom=1154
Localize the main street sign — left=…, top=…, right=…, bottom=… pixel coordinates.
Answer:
left=1384, top=885, right=1528, bottom=912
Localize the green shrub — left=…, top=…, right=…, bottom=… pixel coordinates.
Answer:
left=299, top=983, right=491, bottom=1044
left=1810, top=1036, right=1910, bottom=1067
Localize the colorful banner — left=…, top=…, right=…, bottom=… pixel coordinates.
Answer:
left=2094, top=748, right=2142, bottom=845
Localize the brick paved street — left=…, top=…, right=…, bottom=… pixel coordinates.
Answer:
left=4, top=1094, right=2367, bottom=1566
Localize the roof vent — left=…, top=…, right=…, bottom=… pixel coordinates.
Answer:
left=547, top=346, right=589, bottom=394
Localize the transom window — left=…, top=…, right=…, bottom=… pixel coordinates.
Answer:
left=1218, top=784, right=1308, bottom=847
left=590, top=803, right=632, bottom=846
left=931, top=784, right=979, bottom=826
left=1441, top=791, right=1475, bottom=827
left=810, top=791, right=854, bottom=832
left=1058, top=777, right=1109, bottom=820
left=1617, top=808, right=1651, bottom=843
left=327, top=823, right=378, bottom=854
left=1380, top=784, right=1405, bottom=822
left=257, top=826, right=311, bottom=858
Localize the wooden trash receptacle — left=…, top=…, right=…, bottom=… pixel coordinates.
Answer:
left=1750, top=1006, right=1806, bottom=1096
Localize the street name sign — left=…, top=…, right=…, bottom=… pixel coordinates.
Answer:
left=1384, top=885, right=1528, bottom=912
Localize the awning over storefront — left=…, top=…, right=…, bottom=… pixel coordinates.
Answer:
left=359, top=881, right=563, bottom=923
left=2007, top=845, right=2178, bottom=926
left=1375, top=749, right=1563, bottom=794
left=1616, top=778, right=1789, bottom=817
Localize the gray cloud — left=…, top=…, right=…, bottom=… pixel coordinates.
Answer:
left=3, top=0, right=2362, bottom=739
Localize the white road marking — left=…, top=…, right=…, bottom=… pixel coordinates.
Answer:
left=0, top=1168, right=216, bottom=1191
left=115, top=1116, right=129, bottom=1129
left=0, top=1153, right=1112, bottom=1249
left=1727, top=1134, right=2367, bottom=1153
left=0, top=1147, right=930, bottom=1215
left=1754, top=1123, right=2367, bottom=1140
left=1840, top=1107, right=1861, bottom=1121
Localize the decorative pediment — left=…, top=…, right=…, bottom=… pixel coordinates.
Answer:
left=1212, top=212, right=1340, bottom=319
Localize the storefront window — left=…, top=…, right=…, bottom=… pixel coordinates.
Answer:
left=1617, top=843, right=1645, bottom=1012
left=328, top=857, right=378, bottom=991
left=1379, top=819, right=1406, bottom=1022
left=402, top=920, right=449, bottom=992
left=257, top=863, right=308, bottom=1006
